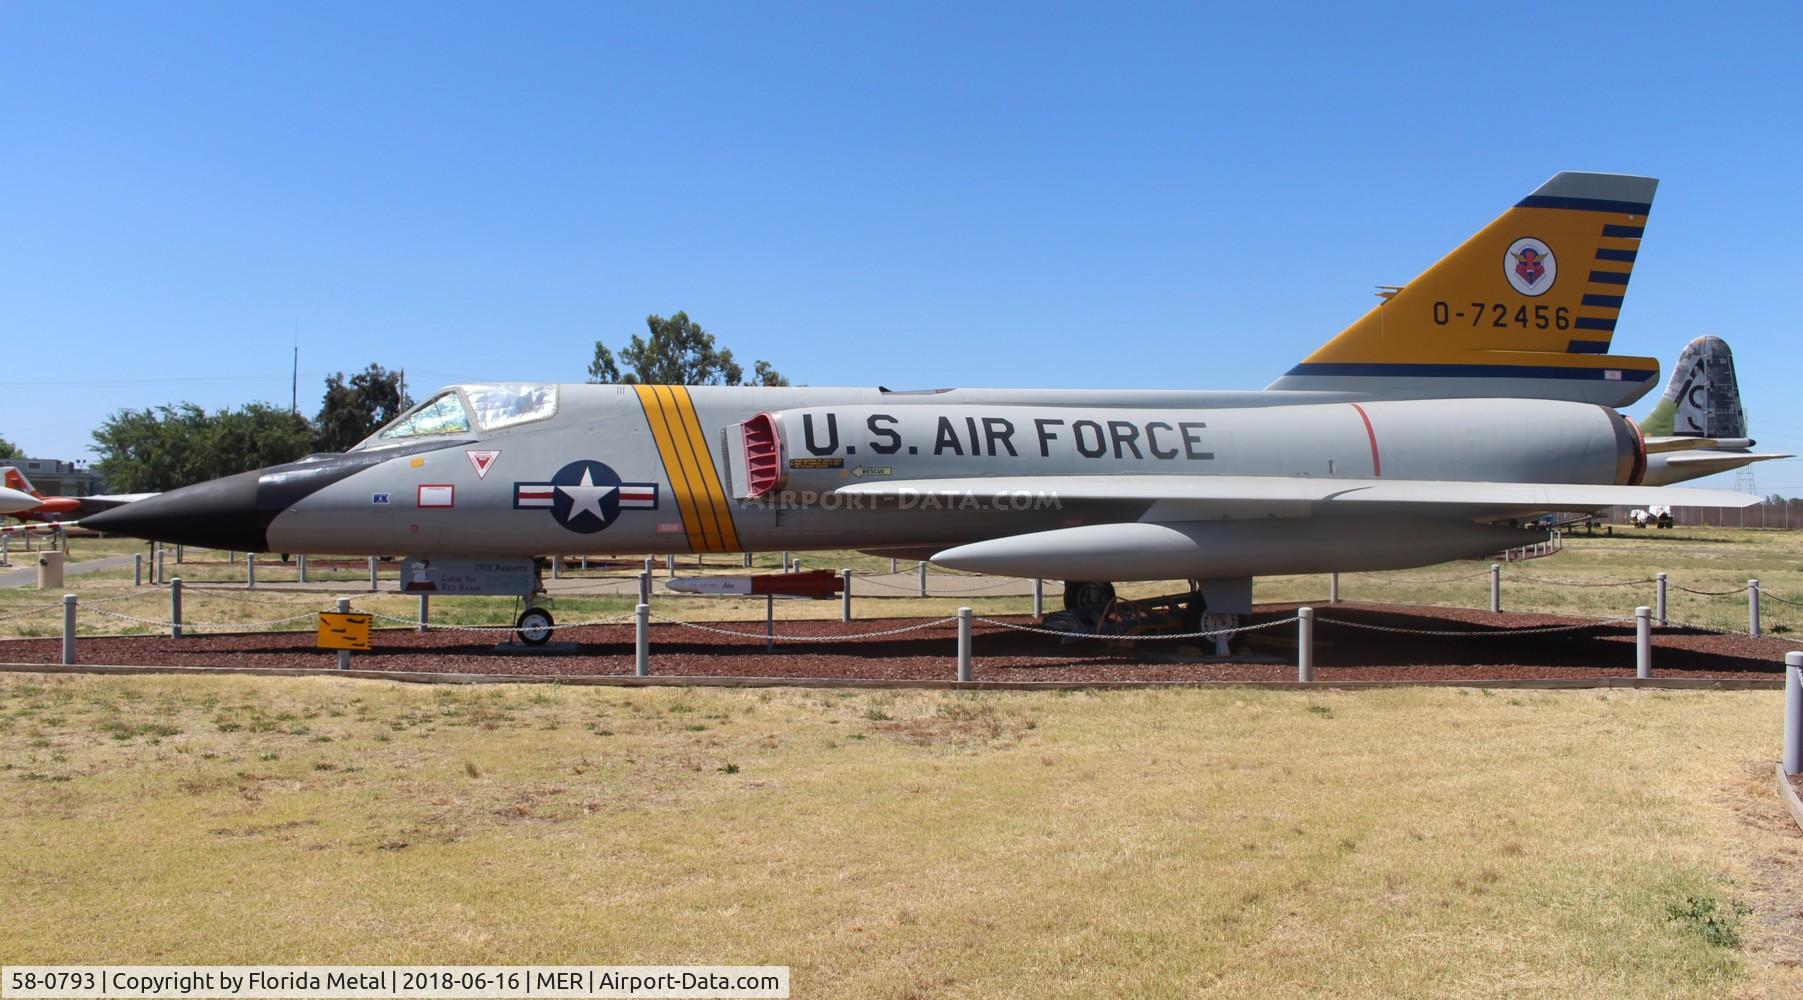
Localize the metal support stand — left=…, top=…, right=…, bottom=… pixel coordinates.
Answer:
left=1635, top=606, right=1651, bottom=679
left=1750, top=579, right=1761, bottom=637
left=154, top=542, right=164, bottom=585
left=1785, top=652, right=1801, bottom=776
left=175, top=544, right=183, bottom=564
left=61, top=594, right=76, bottom=666
left=635, top=603, right=650, bottom=676
left=841, top=568, right=852, bottom=622
left=297, top=554, right=308, bottom=583
left=782, top=551, right=791, bottom=572
left=418, top=593, right=429, bottom=633
left=552, top=557, right=562, bottom=579
left=133, top=553, right=142, bottom=587
left=1655, top=572, right=1667, bottom=626
left=919, top=561, right=928, bottom=597
left=889, top=558, right=897, bottom=574
left=368, top=556, right=379, bottom=591
left=1490, top=563, right=1501, bottom=613
left=1297, top=606, right=1314, bottom=682
left=246, top=553, right=256, bottom=589
left=765, top=594, right=775, bottom=653
left=1032, top=578, right=1044, bottom=618
left=170, top=577, right=183, bottom=639
left=666, top=554, right=676, bottom=576
left=336, top=597, right=352, bottom=670
left=743, top=552, right=752, bottom=568
left=638, top=570, right=651, bottom=605
left=956, top=607, right=972, bottom=682
left=1329, top=573, right=1339, bottom=603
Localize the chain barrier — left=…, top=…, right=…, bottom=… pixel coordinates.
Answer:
left=1758, top=591, right=1803, bottom=607
left=1317, top=616, right=1636, bottom=637
left=1347, top=569, right=1491, bottom=584
left=0, top=602, right=66, bottom=624
left=365, top=610, right=637, bottom=633
left=85, top=607, right=322, bottom=630
left=1672, top=584, right=1752, bottom=597
left=648, top=611, right=956, bottom=641
left=972, top=615, right=1300, bottom=641
left=1507, top=574, right=1651, bottom=588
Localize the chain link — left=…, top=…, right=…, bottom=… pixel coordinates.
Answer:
left=0, top=602, right=65, bottom=624
left=364, top=610, right=636, bottom=633
left=85, top=607, right=323, bottom=630
left=1758, top=590, right=1803, bottom=607
left=648, top=611, right=955, bottom=641
left=1672, top=584, right=1752, bottom=597
left=1317, top=616, right=1635, bottom=637
left=1348, top=569, right=1491, bottom=584
left=1508, top=574, right=1651, bottom=588
left=972, top=615, right=1300, bottom=640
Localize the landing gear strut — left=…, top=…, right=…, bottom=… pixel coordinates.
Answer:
left=1062, top=580, right=1116, bottom=612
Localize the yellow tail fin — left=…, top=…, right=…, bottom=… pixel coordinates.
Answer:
left=1270, top=172, right=1659, bottom=407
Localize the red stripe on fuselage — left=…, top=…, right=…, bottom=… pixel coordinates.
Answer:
left=1349, top=403, right=1382, bottom=477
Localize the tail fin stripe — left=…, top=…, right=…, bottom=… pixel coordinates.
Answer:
left=1517, top=194, right=1653, bottom=214
left=1574, top=317, right=1617, bottom=331
left=1601, top=224, right=1645, bottom=238
left=1582, top=294, right=1625, bottom=308
left=1595, top=248, right=1638, bottom=262
left=1285, top=362, right=1654, bottom=383
left=1567, top=340, right=1611, bottom=354
left=1587, top=270, right=1632, bottom=285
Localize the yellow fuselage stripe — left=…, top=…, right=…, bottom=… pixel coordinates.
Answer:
left=633, top=385, right=740, bottom=552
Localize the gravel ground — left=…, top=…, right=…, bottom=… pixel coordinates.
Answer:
left=0, top=602, right=1796, bottom=683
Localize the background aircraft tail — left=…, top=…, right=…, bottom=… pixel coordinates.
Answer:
left=1269, top=171, right=1660, bottom=407
left=1641, top=335, right=1746, bottom=438
left=2, top=468, right=42, bottom=498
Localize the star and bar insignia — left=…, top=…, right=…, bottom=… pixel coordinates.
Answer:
left=513, top=460, right=658, bottom=534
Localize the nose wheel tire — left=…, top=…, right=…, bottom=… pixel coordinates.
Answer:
left=1062, top=580, right=1116, bottom=612
left=516, top=607, right=555, bottom=646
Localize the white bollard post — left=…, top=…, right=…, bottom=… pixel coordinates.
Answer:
left=336, top=597, right=351, bottom=670
left=666, top=554, right=676, bottom=577
left=1490, top=563, right=1502, bottom=613
left=170, top=577, right=183, bottom=639
left=1297, top=606, right=1314, bottom=683
left=919, top=561, right=928, bottom=597
left=175, top=543, right=183, bottom=564
left=841, top=568, right=853, bottom=622
left=61, top=593, right=77, bottom=666
left=743, top=552, right=752, bottom=568
left=2, top=533, right=9, bottom=566
left=552, top=556, right=562, bottom=579
left=635, top=603, right=650, bottom=677
left=956, top=606, right=972, bottom=682
left=1329, top=572, right=1340, bottom=603
left=1032, top=578, right=1044, bottom=618
left=133, top=553, right=142, bottom=587
left=155, top=542, right=165, bottom=585
left=1784, top=652, right=1801, bottom=776
left=765, top=594, right=775, bottom=652
left=417, top=593, right=429, bottom=633
left=246, top=553, right=256, bottom=589
left=1655, top=572, right=1667, bottom=626
left=782, top=551, right=791, bottom=573
left=1750, top=579, right=1761, bottom=637
left=638, top=570, right=651, bottom=605
left=368, top=556, right=379, bottom=591
left=889, top=558, right=898, bottom=574
left=792, top=560, right=801, bottom=574
left=297, top=554, right=308, bottom=583
left=644, top=556, right=653, bottom=576
left=581, top=556, right=589, bottom=571
left=1636, top=606, right=1652, bottom=679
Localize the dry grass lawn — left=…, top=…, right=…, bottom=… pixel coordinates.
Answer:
left=3, top=674, right=1800, bottom=997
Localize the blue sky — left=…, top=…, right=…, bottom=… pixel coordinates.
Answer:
left=2, top=3, right=1798, bottom=490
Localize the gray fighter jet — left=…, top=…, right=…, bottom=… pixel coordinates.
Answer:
left=85, top=172, right=1757, bottom=641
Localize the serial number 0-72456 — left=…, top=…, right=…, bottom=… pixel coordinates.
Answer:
left=1431, top=301, right=1571, bottom=330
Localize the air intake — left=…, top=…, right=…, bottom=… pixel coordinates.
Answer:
left=741, top=412, right=782, bottom=498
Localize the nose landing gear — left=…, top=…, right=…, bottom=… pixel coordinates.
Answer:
left=515, top=606, right=556, bottom=646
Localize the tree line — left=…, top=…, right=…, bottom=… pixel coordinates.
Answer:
left=74, top=312, right=782, bottom=493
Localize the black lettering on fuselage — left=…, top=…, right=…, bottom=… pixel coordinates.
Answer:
left=934, top=417, right=964, bottom=456
left=802, top=413, right=839, bottom=456
left=1145, top=421, right=1178, bottom=460
left=982, top=417, right=1018, bottom=457
left=964, top=417, right=981, bottom=455
left=1072, top=420, right=1107, bottom=458
left=1179, top=421, right=1213, bottom=460
left=867, top=414, right=901, bottom=455
left=1034, top=419, right=1064, bottom=458
left=1107, top=420, right=1143, bottom=460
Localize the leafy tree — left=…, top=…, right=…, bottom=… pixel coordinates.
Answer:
left=0, top=435, right=21, bottom=459
left=91, top=403, right=314, bottom=492
left=588, top=312, right=787, bottom=386
left=314, top=364, right=412, bottom=452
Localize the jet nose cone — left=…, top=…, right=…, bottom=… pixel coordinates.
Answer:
left=81, top=470, right=275, bottom=551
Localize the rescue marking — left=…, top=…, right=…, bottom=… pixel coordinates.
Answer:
left=466, top=449, right=500, bottom=479
left=1350, top=403, right=1382, bottom=478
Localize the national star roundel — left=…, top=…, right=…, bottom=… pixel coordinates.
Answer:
left=512, top=460, right=659, bottom=534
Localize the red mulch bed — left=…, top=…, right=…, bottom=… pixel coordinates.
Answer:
left=1, top=603, right=1796, bottom=684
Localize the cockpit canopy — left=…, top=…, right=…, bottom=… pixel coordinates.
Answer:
left=354, top=383, right=558, bottom=450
